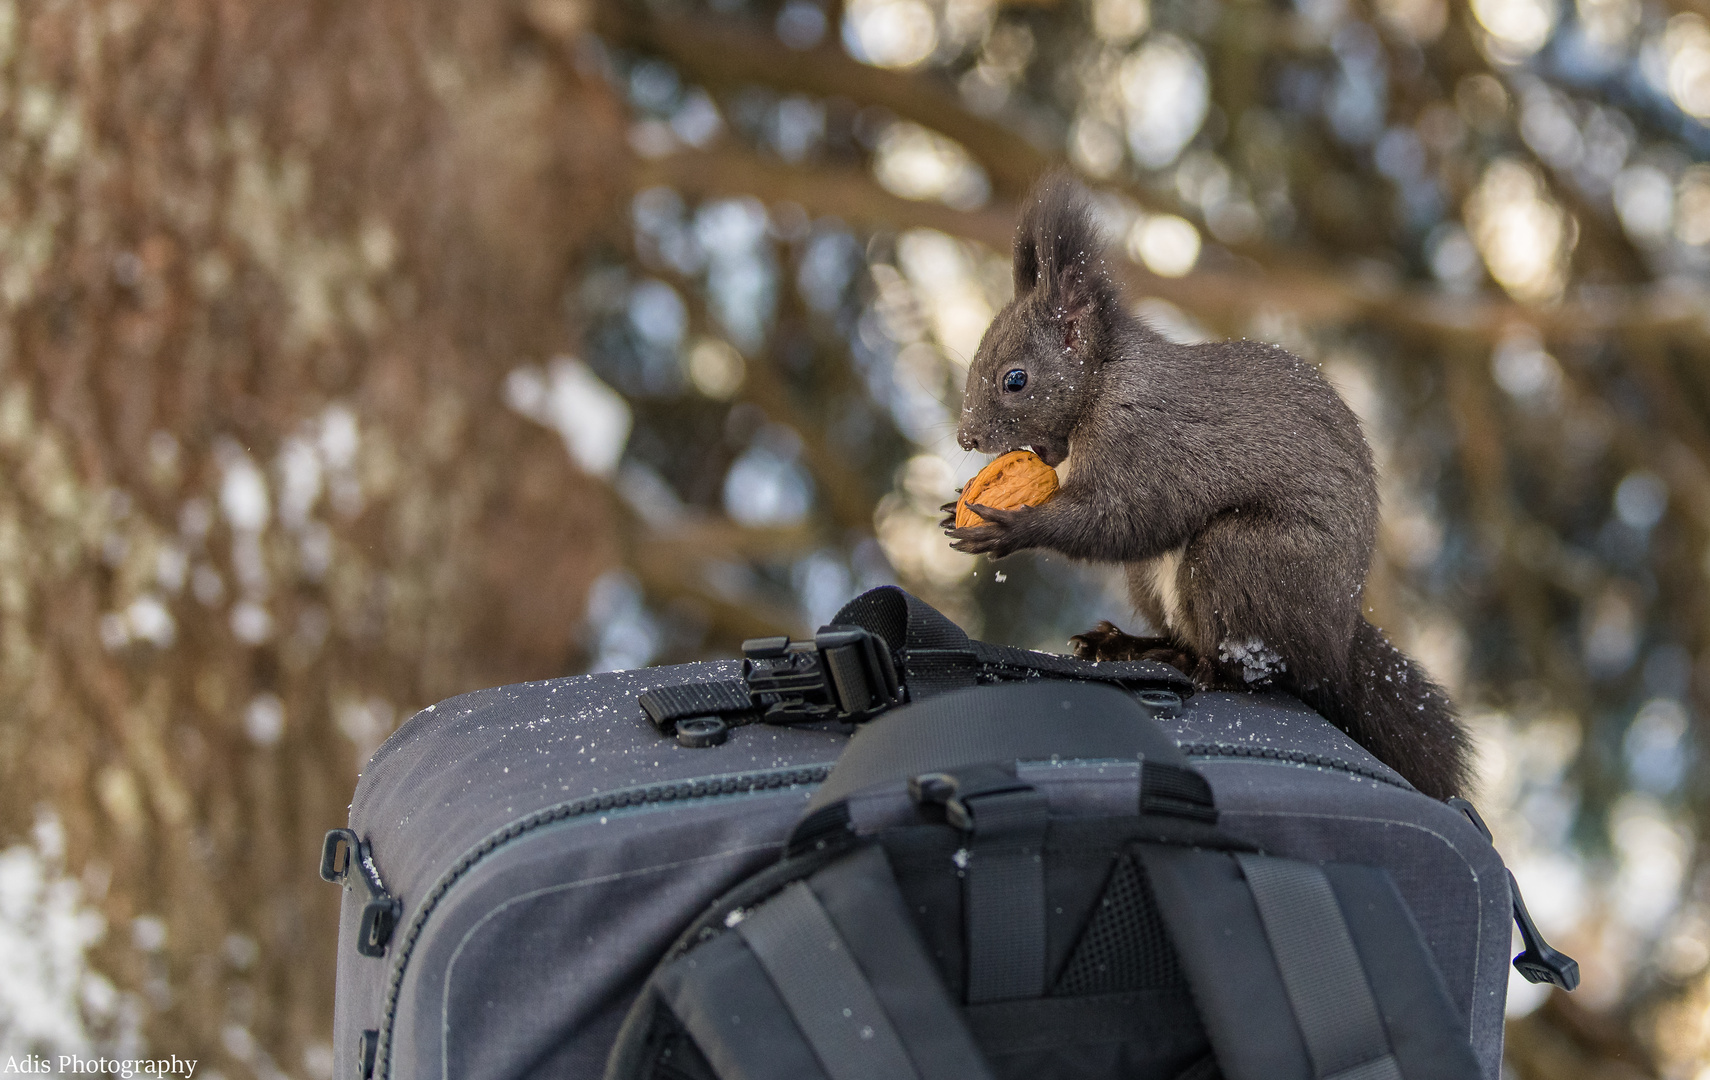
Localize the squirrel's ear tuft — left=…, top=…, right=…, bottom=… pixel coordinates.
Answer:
left=1014, top=170, right=1113, bottom=321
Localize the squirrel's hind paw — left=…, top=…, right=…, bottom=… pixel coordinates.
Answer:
left=1071, top=622, right=1194, bottom=673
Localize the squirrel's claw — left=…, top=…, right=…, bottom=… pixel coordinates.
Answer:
left=947, top=529, right=1001, bottom=555
left=946, top=503, right=1029, bottom=557
left=963, top=502, right=1023, bottom=526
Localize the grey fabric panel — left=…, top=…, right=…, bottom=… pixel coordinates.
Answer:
left=346, top=662, right=847, bottom=1080
left=353, top=662, right=849, bottom=929
left=810, top=682, right=1188, bottom=810
left=810, top=846, right=995, bottom=1080
left=399, top=787, right=814, bottom=1080
left=1235, top=854, right=1394, bottom=1079
left=656, top=926, right=830, bottom=1080
left=1324, top=863, right=1484, bottom=1080
left=1159, top=691, right=1409, bottom=787
left=739, top=882, right=922, bottom=1080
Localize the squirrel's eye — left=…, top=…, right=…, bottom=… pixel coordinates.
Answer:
left=1003, top=369, right=1028, bottom=392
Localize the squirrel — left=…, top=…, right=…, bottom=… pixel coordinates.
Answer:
left=943, top=172, right=1470, bottom=801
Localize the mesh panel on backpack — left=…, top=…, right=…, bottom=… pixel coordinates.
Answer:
left=1052, top=855, right=1185, bottom=997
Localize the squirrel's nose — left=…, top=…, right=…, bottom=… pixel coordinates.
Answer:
left=958, top=429, right=979, bottom=452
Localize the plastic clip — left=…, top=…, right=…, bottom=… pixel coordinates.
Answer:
left=1508, top=868, right=1581, bottom=990
left=357, top=1030, right=379, bottom=1080
left=909, top=765, right=1037, bottom=831
left=320, top=829, right=403, bottom=958
left=1447, top=797, right=1580, bottom=991
left=742, top=624, right=902, bottom=724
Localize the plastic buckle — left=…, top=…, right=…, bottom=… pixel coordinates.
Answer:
left=909, top=765, right=1036, bottom=830
left=320, top=829, right=403, bottom=958
left=742, top=625, right=901, bottom=724
left=1447, top=798, right=1580, bottom=991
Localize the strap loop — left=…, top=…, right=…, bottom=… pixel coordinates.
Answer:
left=1141, top=761, right=1219, bottom=823
left=912, top=765, right=1050, bottom=1004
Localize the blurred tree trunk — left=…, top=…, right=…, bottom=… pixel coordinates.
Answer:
left=0, top=0, right=628, bottom=1071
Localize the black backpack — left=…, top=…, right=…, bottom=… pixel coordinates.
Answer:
left=323, top=587, right=1575, bottom=1080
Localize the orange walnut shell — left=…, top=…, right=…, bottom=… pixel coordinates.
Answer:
left=955, top=450, right=1060, bottom=528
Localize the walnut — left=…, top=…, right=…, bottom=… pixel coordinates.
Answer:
left=955, top=450, right=1060, bottom=528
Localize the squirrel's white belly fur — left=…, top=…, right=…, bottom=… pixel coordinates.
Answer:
left=1123, top=547, right=1188, bottom=638
left=1063, top=448, right=1191, bottom=639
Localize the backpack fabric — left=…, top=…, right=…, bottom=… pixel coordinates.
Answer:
left=325, top=587, right=1527, bottom=1080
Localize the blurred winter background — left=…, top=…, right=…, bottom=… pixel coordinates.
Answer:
left=0, top=0, right=1707, bottom=1074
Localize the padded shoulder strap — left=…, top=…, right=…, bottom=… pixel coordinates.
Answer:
left=806, top=681, right=1204, bottom=812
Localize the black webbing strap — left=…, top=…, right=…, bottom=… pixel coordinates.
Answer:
left=833, top=586, right=977, bottom=699
left=737, top=881, right=922, bottom=1080
left=1235, top=854, right=1402, bottom=1080
left=637, top=680, right=754, bottom=733
left=637, top=587, right=1193, bottom=737
left=958, top=784, right=1050, bottom=1003
left=809, top=846, right=996, bottom=1079
left=1141, top=761, right=1219, bottom=823
left=968, top=639, right=1194, bottom=694
left=830, top=585, right=1193, bottom=699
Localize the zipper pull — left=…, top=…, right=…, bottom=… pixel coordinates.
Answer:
left=1507, top=869, right=1581, bottom=990
left=1447, top=797, right=1580, bottom=991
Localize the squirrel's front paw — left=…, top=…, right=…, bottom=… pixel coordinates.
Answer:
left=946, top=503, right=1028, bottom=557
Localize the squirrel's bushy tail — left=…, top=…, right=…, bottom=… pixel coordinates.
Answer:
left=1306, top=620, right=1472, bottom=801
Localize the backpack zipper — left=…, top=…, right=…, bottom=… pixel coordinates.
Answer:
left=1177, top=742, right=1414, bottom=791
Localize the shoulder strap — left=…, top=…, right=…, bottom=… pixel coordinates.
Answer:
left=1235, top=854, right=1401, bottom=1080
left=608, top=844, right=995, bottom=1080
left=1138, top=847, right=1482, bottom=1080
left=735, top=880, right=924, bottom=1080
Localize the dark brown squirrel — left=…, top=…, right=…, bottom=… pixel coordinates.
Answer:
left=943, top=172, right=1471, bottom=801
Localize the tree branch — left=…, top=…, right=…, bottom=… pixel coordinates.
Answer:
left=588, top=8, right=1054, bottom=198
left=638, top=147, right=1710, bottom=342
